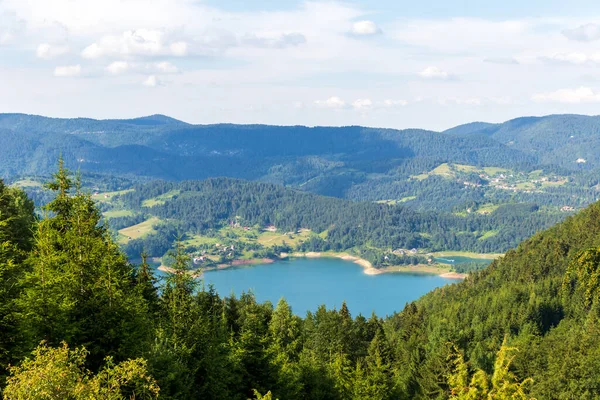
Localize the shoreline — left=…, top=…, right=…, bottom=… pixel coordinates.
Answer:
left=158, top=253, right=471, bottom=280
left=279, top=252, right=465, bottom=278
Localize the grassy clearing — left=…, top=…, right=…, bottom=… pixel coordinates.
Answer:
left=454, top=164, right=479, bottom=173
left=382, top=264, right=453, bottom=275
left=183, top=234, right=220, bottom=247
left=118, top=217, right=160, bottom=244
left=102, top=209, right=134, bottom=218
left=257, top=229, right=313, bottom=247
left=483, top=167, right=509, bottom=176
left=431, top=251, right=504, bottom=259
left=410, top=174, right=429, bottom=181
left=12, top=179, right=43, bottom=188
left=476, top=204, right=499, bottom=214
left=430, top=163, right=453, bottom=176
left=516, top=182, right=535, bottom=190
left=92, top=189, right=134, bottom=203
left=478, top=230, right=499, bottom=240
left=142, top=190, right=180, bottom=207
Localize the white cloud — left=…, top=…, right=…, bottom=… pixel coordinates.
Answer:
left=352, top=98, right=372, bottom=109
left=82, top=29, right=188, bottom=60
left=562, top=23, right=600, bottom=42
left=315, top=96, right=348, bottom=109
left=381, top=99, right=408, bottom=107
left=169, top=41, right=188, bottom=56
left=142, top=75, right=159, bottom=87
left=539, top=52, right=600, bottom=65
left=54, top=64, right=82, bottom=77
left=106, top=61, right=131, bottom=75
left=154, top=61, right=178, bottom=73
left=107, top=61, right=179, bottom=75
left=418, top=66, right=450, bottom=80
left=351, top=20, right=381, bottom=36
left=36, top=43, right=69, bottom=59
left=532, top=87, right=600, bottom=104
left=81, top=43, right=103, bottom=59
left=241, top=32, right=306, bottom=48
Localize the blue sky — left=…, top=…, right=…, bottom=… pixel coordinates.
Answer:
left=2, top=0, right=600, bottom=130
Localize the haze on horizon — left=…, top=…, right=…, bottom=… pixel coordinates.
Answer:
left=3, top=0, right=600, bottom=131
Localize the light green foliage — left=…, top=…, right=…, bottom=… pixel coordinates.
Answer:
left=564, top=247, right=600, bottom=308
left=447, top=338, right=534, bottom=400
left=3, top=342, right=159, bottom=400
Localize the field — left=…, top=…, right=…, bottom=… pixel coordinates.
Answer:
left=431, top=251, right=504, bottom=259
left=118, top=217, right=160, bottom=244
left=92, top=189, right=133, bottom=203
left=12, top=178, right=43, bottom=188
left=142, top=190, right=181, bottom=207
left=102, top=209, right=134, bottom=218
left=257, top=229, right=313, bottom=247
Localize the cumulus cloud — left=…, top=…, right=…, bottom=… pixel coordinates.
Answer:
left=315, top=96, right=348, bottom=109
left=539, top=52, right=600, bottom=65
left=241, top=32, right=306, bottom=48
left=381, top=99, right=408, bottom=107
left=106, top=61, right=179, bottom=75
left=350, top=20, right=381, bottom=36
left=352, top=98, right=372, bottom=109
left=36, top=43, right=69, bottom=59
left=169, top=41, right=188, bottom=56
left=54, top=64, right=82, bottom=77
left=532, top=87, right=600, bottom=103
left=316, top=97, right=410, bottom=111
left=81, top=29, right=189, bottom=59
left=562, top=23, right=600, bottom=42
left=418, top=66, right=451, bottom=80
left=142, top=75, right=160, bottom=87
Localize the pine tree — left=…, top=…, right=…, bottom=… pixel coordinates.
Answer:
left=18, top=160, right=151, bottom=369
left=0, top=181, right=35, bottom=375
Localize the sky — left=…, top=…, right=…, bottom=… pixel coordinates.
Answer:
left=2, top=1, right=600, bottom=130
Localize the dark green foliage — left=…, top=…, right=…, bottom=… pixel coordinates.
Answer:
left=17, top=161, right=151, bottom=369
left=4, top=161, right=600, bottom=398
left=119, top=178, right=565, bottom=256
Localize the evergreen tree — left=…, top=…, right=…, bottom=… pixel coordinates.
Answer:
left=18, top=160, right=151, bottom=368
left=0, top=181, right=35, bottom=376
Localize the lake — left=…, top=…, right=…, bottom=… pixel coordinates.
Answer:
left=197, top=258, right=461, bottom=317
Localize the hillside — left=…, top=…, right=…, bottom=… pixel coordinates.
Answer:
left=396, top=196, right=600, bottom=398
left=445, top=114, right=600, bottom=169
left=3, top=113, right=600, bottom=219
left=85, top=178, right=565, bottom=269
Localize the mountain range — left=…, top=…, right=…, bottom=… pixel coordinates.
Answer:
left=1, top=113, right=598, bottom=202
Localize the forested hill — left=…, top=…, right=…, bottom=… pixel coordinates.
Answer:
left=0, top=113, right=533, bottom=184
left=402, top=194, right=600, bottom=397
left=3, top=113, right=599, bottom=209
left=112, top=178, right=564, bottom=257
left=444, top=113, right=600, bottom=168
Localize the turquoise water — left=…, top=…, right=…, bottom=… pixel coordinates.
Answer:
left=434, top=256, right=494, bottom=265
left=197, top=258, right=461, bottom=317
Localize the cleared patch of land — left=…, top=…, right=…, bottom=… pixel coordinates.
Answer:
left=142, top=190, right=181, bottom=207
left=431, top=251, right=504, bottom=259
left=102, top=209, right=134, bottom=218
left=257, top=229, right=313, bottom=247
left=92, top=189, right=133, bottom=203
left=118, top=217, right=160, bottom=244
left=12, top=179, right=43, bottom=188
